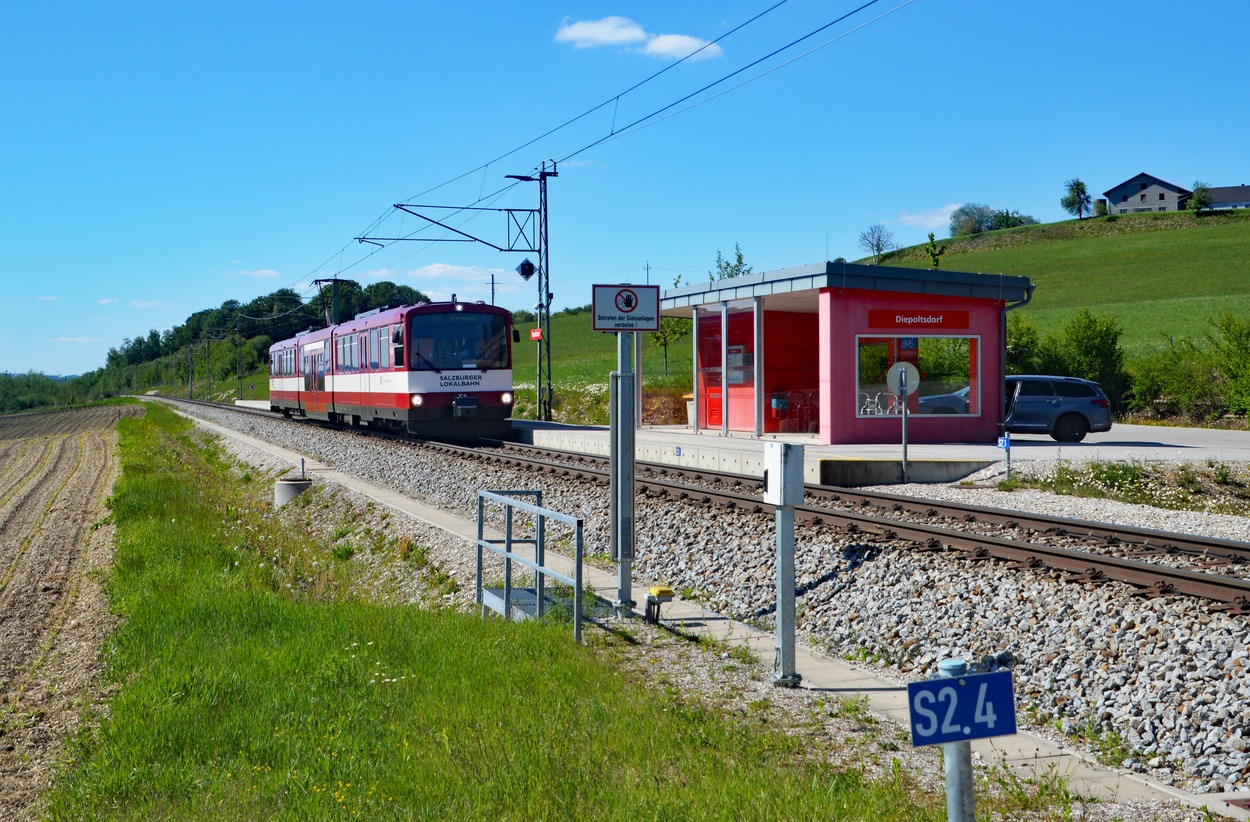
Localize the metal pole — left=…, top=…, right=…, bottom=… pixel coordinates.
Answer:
left=609, top=372, right=619, bottom=563
left=773, top=501, right=800, bottom=686
left=690, top=305, right=700, bottom=430
left=720, top=301, right=728, bottom=436
left=538, top=162, right=555, bottom=421
left=938, top=658, right=975, bottom=822
left=753, top=296, right=764, bottom=437
left=614, top=332, right=636, bottom=615
left=900, top=373, right=909, bottom=484
left=635, top=330, right=642, bottom=429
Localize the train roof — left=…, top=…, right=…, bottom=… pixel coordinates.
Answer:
left=268, top=299, right=510, bottom=351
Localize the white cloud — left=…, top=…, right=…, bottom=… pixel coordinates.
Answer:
left=53, top=336, right=101, bottom=344
left=239, top=268, right=280, bottom=279
left=556, top=16, right=721, bottom=60
left=556, top=16, right=646, bottom=48
left=402, top=263, right=514, bottom=303
left=894, top=203, right=960, bottom=230
left=38, top=295, right=59, bottom=301
left=130, top=300, right=162, bottom=309
left=643, top=34, right=721, bottom=61
left=98, top=297, right=119, bottom=305
left=403, top=263, right=505, bottom=281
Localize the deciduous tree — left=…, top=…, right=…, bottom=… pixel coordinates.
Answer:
left=1061, top=178, right=1092, bottom=220
left=1189, top=181, right=1213, bottom=215
left=949, top=203, right=995, bottom=237
left=857, top=224, right=896, bottom=264
left=709, top=243, right=753, bottom=281
left=924, top=232, right=946, bottom=269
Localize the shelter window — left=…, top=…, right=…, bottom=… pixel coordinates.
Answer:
left=855, top=336, right=980, bottom=417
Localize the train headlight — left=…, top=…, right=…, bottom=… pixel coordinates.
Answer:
left=501, top=391, right=514, bottom=405
left=410, top=394, right=424, bottom=407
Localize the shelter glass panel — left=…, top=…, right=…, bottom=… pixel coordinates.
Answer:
left=855, top=335, right=980, bottom=417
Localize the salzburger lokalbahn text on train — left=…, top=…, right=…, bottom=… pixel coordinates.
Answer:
left=269, top=298, right=519, bottom=439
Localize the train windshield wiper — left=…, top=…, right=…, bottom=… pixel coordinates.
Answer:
left=415, top=351, right=441, bottom=373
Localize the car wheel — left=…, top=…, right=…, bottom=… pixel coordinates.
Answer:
left=1052, top=414, right=1089, bottom=443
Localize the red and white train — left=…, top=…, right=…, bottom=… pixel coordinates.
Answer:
left=269, top=299, right=518, bottom=439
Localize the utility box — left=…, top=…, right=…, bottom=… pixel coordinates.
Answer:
left=763, top=442, right=804, bottom=506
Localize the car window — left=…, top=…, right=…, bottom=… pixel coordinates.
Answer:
left=1017, top=380, right=1056, bottom=397
left=1054, top=382, right=1096, bottom=398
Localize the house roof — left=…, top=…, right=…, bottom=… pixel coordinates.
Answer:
left=1102, top=172, right=1191, bottom=199
left=1209, top=185, right=1250, bottom=203
left=659, top=261, right=1034, bottom=316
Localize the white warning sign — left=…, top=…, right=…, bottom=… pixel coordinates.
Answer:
left=592, top=284, right=661, bottom=332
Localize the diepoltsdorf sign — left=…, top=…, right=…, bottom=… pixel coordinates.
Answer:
left=592, top=284, right=661, bottom=332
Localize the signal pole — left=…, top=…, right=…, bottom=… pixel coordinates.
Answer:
left=507, top=162, right=557, bottom=420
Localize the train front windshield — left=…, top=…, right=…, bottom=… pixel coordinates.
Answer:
left=409, top=312, right=510, bottom=371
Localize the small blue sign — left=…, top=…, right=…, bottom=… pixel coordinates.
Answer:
left=997, top=435, right=1010, bottom=449
left=899, top=337, right=917, bottom=350
left=675, top=446, right=682, bottom=457
left=908, top=670, right=1016, bottom=747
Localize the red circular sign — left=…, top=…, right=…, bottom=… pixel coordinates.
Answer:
left=614, top=289, right=639, bottom=313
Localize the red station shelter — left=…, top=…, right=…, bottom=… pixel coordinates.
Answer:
left=659, top=261, right=1035, bottom=445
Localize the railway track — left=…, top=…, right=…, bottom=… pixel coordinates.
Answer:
left=170, top=398, right=1250, bottom=615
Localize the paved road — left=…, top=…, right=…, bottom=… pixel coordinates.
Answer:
left=879, top=423, right=1250, bottom=465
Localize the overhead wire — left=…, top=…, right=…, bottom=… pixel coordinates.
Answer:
left=555, top=0, right=888, bottom=165
left=297, top=0, right=799, bottom=286
left=592, top=0, right=918, bottom=147
left=296, top=0, right=907, bottom=293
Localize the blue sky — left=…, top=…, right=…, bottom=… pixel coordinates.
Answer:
left=4, top=2, right=1248, bottom=376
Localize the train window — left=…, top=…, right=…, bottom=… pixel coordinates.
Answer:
left=370, top=328, right=380, bottom=369
left=392, top=323, right=403, bottom=369
left=409, top=312, right=509, bottom=370
left=359, top=334, right=367, bottom=370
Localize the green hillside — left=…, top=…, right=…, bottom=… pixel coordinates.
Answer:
left=886, top=210, right=1250, bottom=359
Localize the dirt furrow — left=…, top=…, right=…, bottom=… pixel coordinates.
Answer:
left=0, top=439, right=45, bottom=499
left=0, top=419, right=120, bottom=819
left=0, top=438, right=75, bottom=567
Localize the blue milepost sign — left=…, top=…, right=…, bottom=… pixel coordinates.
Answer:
left=907, top=670, right=1017, bottom=747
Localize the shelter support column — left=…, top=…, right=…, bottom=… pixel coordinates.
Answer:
left=720, top=301, right=728, bottom=437
left=753, top=296, right=764, bottom=437
left=690, top=305, right=700, bottom=430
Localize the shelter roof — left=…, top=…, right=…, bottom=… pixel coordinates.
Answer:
left=660, top=261, right=1034, bottom=316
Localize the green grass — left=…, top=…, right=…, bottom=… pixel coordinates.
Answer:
left=46, top=401, right=945, bottom=820
left=511, top=312, right=692, bottom=422
left=887, top=210, right=1250, bottom=359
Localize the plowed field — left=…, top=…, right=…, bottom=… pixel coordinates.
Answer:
left=0, top=405, right=143, bottom=819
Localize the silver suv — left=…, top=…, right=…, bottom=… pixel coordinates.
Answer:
left=1004, top=375, right=1112, bottom=442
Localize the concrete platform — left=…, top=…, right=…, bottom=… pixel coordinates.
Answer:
left=184, top=404, right=1250, bottom=818
left=515, top=419, right=1250, bottom=486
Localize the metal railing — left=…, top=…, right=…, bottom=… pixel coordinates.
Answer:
left=475, top=490, right=585, bottom=642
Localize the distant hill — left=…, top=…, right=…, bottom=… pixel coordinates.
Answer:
left=879, top=209, right=1250, bottom=360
